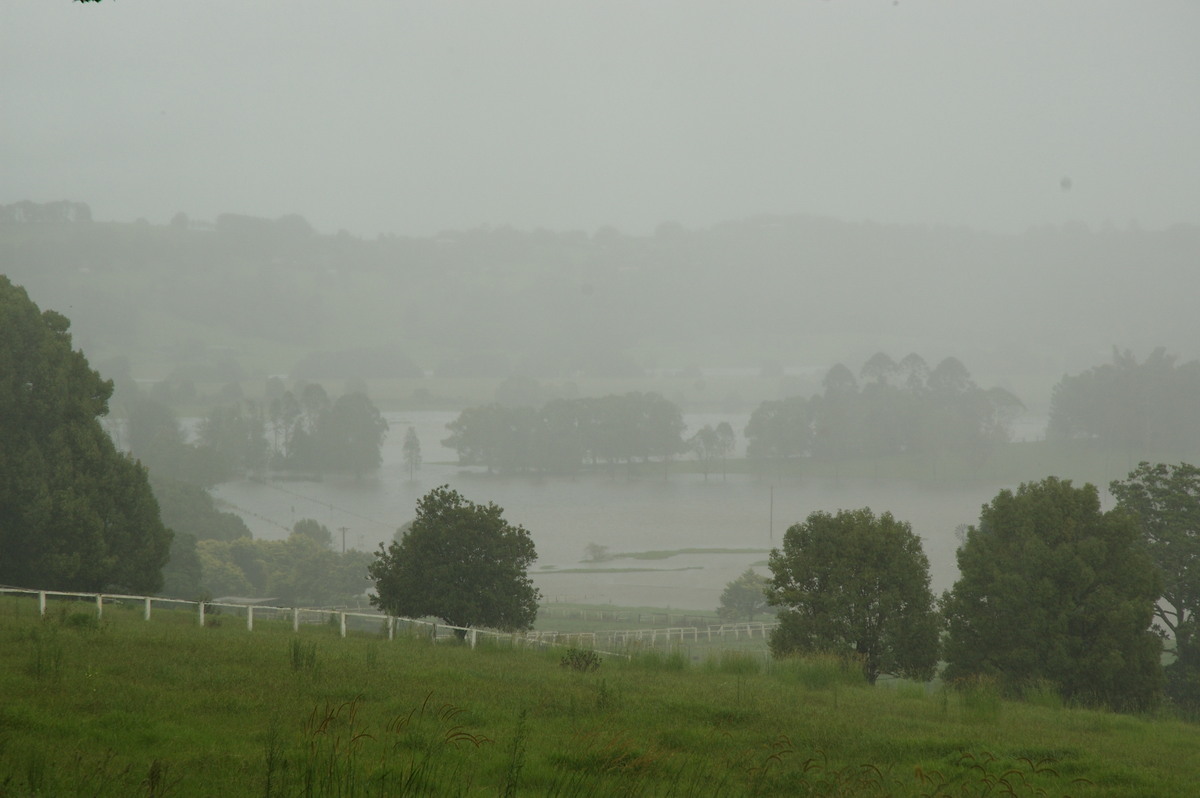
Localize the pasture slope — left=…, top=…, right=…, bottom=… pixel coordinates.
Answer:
left=1, top=595, right=1198, bottom=797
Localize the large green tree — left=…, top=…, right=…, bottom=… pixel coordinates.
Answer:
left=942, top=477, right=1163, bottom=711
left=368, top=486, right=540, bottom=632
left=0, top=276, right=171, bottom=593
left=1110, top=462, right=1200, bottom=710
left=766, top=508, right=940, bottom=684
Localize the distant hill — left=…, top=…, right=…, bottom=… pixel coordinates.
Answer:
left=5, top=201, right=1198, bottom=411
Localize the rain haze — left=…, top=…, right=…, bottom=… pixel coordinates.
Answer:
left=4, top=1, right=1200, bottom=236
left=3, top=2, right=1200, bottom=613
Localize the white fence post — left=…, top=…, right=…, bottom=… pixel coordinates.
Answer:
left=38, top=591, right=46, bottom=617
left=339, top=612, right=346, bottom=638
left=96, top=594, right=103, bottom=620
left=387, top=616, right=395, bottom=641
left=198, top=601, right=205, bottom=627
left=247, top=605, right=254, bottom=632
left=144, top=597, right=152, bottom=621
left=470, top=628, right=477, bottom=649
left=293, top=607, right=300, bottom=632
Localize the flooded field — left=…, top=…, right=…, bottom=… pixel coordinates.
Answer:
left=213, top=411, right=1005, bottom=612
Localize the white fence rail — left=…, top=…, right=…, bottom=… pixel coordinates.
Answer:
left=525, top=621, right=778, bottom=649
left=0, top=586, right=530, bottom=650
left=0, top=586, right=774, bottom=654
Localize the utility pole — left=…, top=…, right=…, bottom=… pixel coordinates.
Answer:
left=339, top=526, right=349, bottom=553
left=769, top=485, right=774, bottom=544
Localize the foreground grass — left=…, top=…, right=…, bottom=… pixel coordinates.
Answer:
left=2, top=598, right=1198, bottom=797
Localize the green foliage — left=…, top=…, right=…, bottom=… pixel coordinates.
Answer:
left=767, top=508, right=940, bottom=685
left=289, top=639, right=318, bottom=672
left=717, top=568, right=773, bottom=622
left=442, top=392, right=685, bottom=474
left=1049, top=348, right=1200, bottom=453
left=688, top=421, right=736, bottom=480
left=942, top=477, right=1164, bottom=711
left=369, top=486, right=540, bottom=631
left=744, top=354, right=1023, bottom=474
left=1, top=598, right=1200, bottom=796
left=125, top=395, right=232, bottom=487
left=1111, top=461, right=1200, bottom=713
left=195, top=400, right=268, bottom=475
left=195, top=535, right=371, bottom=605
left=0, top=276, right=172, bottom=594
left=149, top=474, right=251, bottom=543
left=262, top=386, right=388, bottom=477
left=292, top=518, right=333, bottom=549
left=560, top=648, right=602, bottom=673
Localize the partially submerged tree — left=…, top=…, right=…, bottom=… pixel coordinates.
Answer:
left=369, top=486, right=540, bottom=632
left=767, top=508, right=940, bottom=684
left=402, top=426, right=422, bottom=480
left=942, top=477, right=1163, bottom=711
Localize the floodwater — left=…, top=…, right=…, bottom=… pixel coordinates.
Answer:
left=212, top=411, right=1005, bottom=612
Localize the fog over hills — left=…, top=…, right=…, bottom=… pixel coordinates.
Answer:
left=4, top=3, right=1198, bottom=238
left=3, top=207, right=1197, bottom=421
left=3, top=2, right=1198, bottom=417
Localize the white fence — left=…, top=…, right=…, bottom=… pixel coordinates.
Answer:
left=525, top=621, right=778, bottom=649
left=0, top=586, right=774, bottom=654
left=0, top=586, right=532, bottom=650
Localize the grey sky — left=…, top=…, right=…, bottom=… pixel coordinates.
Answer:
left=4, top=1, right=1198, bottom=237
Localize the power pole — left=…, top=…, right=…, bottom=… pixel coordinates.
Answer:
left=339, top=526, right=349, bottom=554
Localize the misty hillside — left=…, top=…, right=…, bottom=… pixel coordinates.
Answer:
left=3, top=203, right=1197, bottom=410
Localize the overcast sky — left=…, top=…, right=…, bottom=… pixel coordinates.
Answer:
left=4, top=2, right=1198, bottom=237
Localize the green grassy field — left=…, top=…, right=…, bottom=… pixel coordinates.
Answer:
left=2, top=596, right=1198, bottom=797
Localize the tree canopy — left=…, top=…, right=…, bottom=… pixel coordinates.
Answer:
left=0, top=276, right=171, bottom=593
left=766, top=508, right=940, bottom=685
left=1110, top=461, right=1200, bottom=711
left=743, top=353, right=1023, bottom=475
left=1048, top=347, right=1200, bottom=454
left=442, top=392, right=685, bottom=475
left=942, top=477, right=1163, bottom=711
left=368, top=486, right=540, bottom=632
left=717, top=568, right=772, bottom=623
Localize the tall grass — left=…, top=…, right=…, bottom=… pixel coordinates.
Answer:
left=1, top=595, right=1198, bottom=796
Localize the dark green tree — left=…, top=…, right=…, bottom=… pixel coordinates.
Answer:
left=1047, top=347, right=1200, bottom=454
left=942, top=477, right=1163, bottom=711
left=149, top=474, right=251, bottom=544
left=292, top=518, right=333, bottom=549
left=744, top=395, right=811, bottom=474
left=319, top=392, right=389, bottom=477
left=126, top=395, right=230, bottom=487
left=718, top=568, right=772, bottom=622
left=767, top=508, right=940, bottom=684
left=368, top=485, right=540, bottom=632
left=197, top=400, right=268, bottom=476
left=1110, top=461, right=1200, bottom=711
left=0, top=276, right=172, bottom=593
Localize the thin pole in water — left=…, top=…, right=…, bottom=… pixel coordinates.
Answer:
left=769, top=485, right=774, bottom=544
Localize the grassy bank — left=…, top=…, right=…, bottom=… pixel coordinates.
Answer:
left=2, top=596, right=1197, bottom=797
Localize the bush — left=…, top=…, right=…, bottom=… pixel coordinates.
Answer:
left=560, top=648, right=602, bottom=673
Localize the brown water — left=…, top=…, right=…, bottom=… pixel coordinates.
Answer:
left=212, top=411, right=1007, bottom=612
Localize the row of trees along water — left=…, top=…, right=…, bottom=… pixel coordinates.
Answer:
left=440, top=354, right=1024, bottom=475
left=116, top=383, right=389, bottom=489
